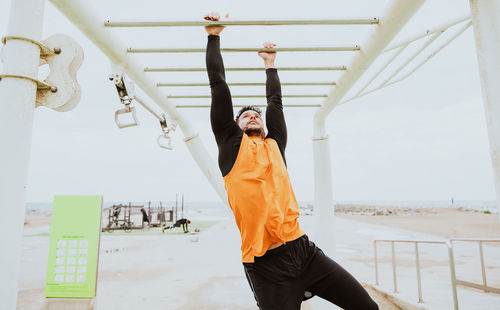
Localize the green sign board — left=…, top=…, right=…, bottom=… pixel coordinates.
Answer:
left=45, top=195, right=102, bottom=298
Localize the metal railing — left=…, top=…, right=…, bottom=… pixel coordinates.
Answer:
left=374, top=239, right=459, bottom=310
left=450, top=238, right=500, bottom=294
left=374, top=238, right=500, bottom=310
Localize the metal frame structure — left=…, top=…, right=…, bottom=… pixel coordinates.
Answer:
left=1, top=0, right=500, bottom=308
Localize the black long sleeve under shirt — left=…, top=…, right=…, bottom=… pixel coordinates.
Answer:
left=206, top=35, right=287, bottom=177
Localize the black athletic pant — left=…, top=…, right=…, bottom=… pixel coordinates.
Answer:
left=243, top=235, right=378, bottom=310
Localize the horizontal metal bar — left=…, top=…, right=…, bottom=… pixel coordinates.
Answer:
left=145, top=66, right=347, bottom=72
left=450, top=238, right=500, bottom=242
left=175, top=104, right=321, bottom=108
left=158, top=82, right=336, bottom=87
left=128, top=46, right=360, bottom=53
left=456, top=280, right=500, bottom=294
left=105, top=18, right=379, bottom=27
left=375, top=239, right=447, bottom=244
left=169, top=94, right=327, bottom=98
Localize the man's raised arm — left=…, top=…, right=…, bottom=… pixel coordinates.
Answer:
left=259, top=42, right=287, bottom=157
left=205, top=13, right=239, bottom=144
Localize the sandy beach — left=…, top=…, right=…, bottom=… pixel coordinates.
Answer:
left=17, top=206, right=500, bottom=310
left=339, top=208, right=500, bottom=239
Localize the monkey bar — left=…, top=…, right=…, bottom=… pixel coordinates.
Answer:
left=158, top=82, right=336, bottom=87
left=104, top=18, right=379, bottom=27
left=127, top=46, right=360, bottom=53
left=175, top=104, right=321, bottom=108
left=168, top=94, right=327, bottom=99
left=145, top=66, right=347, bottom=72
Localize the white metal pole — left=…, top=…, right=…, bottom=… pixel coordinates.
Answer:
left=0, top=1, right=46, bottom=309
left=469, top=0, right=500, bottom=223
left=48, top=0, right=227, bottom=204
left=311, top=0, right=425, bottom=256
left=312, top=136, right=336, bottom=257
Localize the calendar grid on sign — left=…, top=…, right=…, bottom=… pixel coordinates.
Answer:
left=54, top=238, right=89, bottom=283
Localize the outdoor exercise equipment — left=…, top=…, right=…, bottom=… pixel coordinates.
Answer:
left=2, top=1, right=500, bottom=309
left=110, top=70, right=138, bottom=128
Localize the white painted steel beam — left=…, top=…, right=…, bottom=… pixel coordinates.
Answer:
left=469, top=0, right=500, bottom=222
left=104, top=18, right=379, bottom=27
left=128, top=46, right=360, bottom=53
left=48, top=0, right=227, bottom=203
left=0, top=1, right=46, bottom=308
left=311, top=0, right=425, bottom=258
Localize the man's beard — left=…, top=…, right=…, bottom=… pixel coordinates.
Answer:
left=244, top=127, right=264, bottom=138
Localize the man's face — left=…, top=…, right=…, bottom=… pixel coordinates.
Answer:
left=238, top=110, right=265, bottom=138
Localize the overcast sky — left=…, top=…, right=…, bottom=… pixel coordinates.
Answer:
left=1, top=0, right=495, bottom=204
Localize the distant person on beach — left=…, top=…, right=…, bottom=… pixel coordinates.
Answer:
left=162, top=218, right=191, bottom=233
left=112, top=205, right=121, bottom=222
left=140, top=208, right=150, bottom=230
left=204, top=12, right=378, bottom=310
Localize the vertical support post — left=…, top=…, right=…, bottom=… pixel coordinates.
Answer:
left=415, top=242, right=423, bottom=302
left=311, top=0, right=424, bottom=256
left=374, top=241, right=379, bottom=285
left=478, top=241, right=487, bottom=290
left=312, top=135, right=336, bottom=257
left=469, top=0, right=500, bottom=223
left=391, top=241, right=398, bottom=293
left=0, top=0, right=46, bottom=309
left=447, top=243, right=459, bottom=310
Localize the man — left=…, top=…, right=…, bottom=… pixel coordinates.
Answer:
left=204, top=12, right=378, bottom=310
left=140, top=207, right=150, bottom=230
left=162, top=218, right=191, bottom=233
